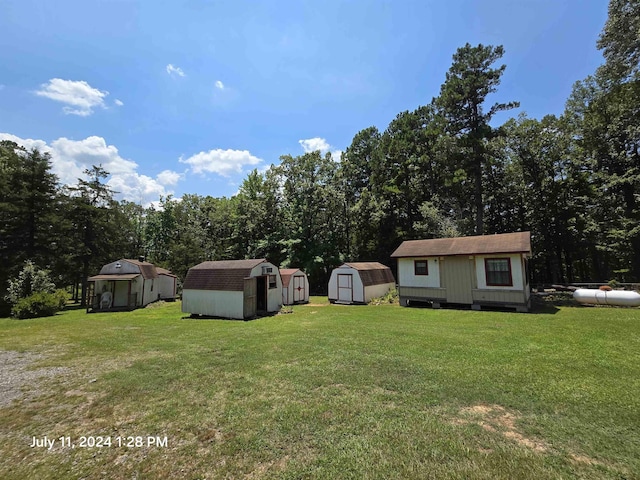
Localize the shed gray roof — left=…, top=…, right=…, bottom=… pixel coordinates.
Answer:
left=183, top=259, right=268, bottom=291
left=341, top=262, right=395, bottom=286
left=97, top=259, right=160, bottom=279
left=390, top=232, right=531, bottom=258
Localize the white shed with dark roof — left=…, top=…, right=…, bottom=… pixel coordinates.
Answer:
left=328, top=262, right=396, bottom=304
left=181, top=259, right=282, bottom=319
left=87, top=258, right=177, bottom=312
left=390, top=231, right=532, bottom=312
left=280, top=268, right=309, bottom=305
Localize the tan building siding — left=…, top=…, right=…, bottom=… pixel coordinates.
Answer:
left=441, top=257, right=476, bottom=304
left=398, top=286, right=446, bottom=300
left=472, top=288, right=528, bottom=305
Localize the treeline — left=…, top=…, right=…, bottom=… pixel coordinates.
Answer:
left=1, top=0, right=638, bottom=310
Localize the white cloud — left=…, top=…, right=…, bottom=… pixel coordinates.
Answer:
left=35, top=78, right=108, bottom=116
left=299, top=137, right=331, bottom=154
left=51, top=136, right=138, bottom=176
left=0, top=133, right=177, bottom=206
left=180, top=149, right=263, bottom=177
left=329, top=149, right=344, bottom=162
left=0, top=133, right=50, bottom=153
left=166, top=64, right=185, bottom=77
left=114, top=99, right=124, bottom=106
left=215, top=80, right=225, bottom=90
left=299, top=137, right=342, bottom=161
left=156, top=169, right=183, bottom=186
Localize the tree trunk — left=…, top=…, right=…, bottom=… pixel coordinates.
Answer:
left=474, top=150, right=484, bottom=235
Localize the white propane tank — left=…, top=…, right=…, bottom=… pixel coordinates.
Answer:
left=573, top=288, right=640, bottom=307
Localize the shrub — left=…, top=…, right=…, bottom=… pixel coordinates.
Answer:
left=5, top=260, right=56, bottom=305
left=370, top=288, right=399, bottom=305
left=11, top=289, right=68, bottom=319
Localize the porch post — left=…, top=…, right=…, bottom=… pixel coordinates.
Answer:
left=86, top=282, right=94, bottom=313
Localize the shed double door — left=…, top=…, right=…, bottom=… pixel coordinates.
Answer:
left=293, top=275, right=305, bottom=303
left=442, top=257, right=475, bottom=304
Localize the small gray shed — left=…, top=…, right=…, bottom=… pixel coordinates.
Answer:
left=328, top=262, right=396, bottom=304
left=391, top=232, right=532, bottom=312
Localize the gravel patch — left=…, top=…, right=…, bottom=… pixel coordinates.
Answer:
left=0, top=350, right=69, bottom=408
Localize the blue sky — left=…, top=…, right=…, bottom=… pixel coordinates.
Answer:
left=0, top=0, right=608, bottom=206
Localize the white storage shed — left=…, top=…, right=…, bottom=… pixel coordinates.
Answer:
left=182, top=259, right=282, bottom=319
left=328, top=262, right=396, bottom=304
left=280, top=268, right=310, bottom=305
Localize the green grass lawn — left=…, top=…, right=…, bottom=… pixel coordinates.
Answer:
left=1, top=299, right=639, bottom=479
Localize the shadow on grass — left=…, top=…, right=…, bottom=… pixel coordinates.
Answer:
left=531, top=293, right=593, bottom=314
left=181, top=311, right=281, bottom=322
left=531, top=303, right=561, bottom=314
left=405, top=298, right=565, bottom=315
left=63, top=302, right=87, bottom=312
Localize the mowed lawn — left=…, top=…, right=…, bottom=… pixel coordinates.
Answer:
left=1, top=299, right=639, bottom=479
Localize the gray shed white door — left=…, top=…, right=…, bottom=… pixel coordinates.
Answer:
left=337, top=274, right=353, bottom=302
left=442, top=257, right=475, bottom=304
left=243, top=277, right=257, bottom=318
left=293, top=275, right=305, bottom=302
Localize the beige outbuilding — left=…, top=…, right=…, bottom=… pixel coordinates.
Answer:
left=391, top=232, right=532, bottom=312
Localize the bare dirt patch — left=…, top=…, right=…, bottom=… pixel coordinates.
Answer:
left=569, top=453, right=604, bottom=467
left=0, top=350, right=70, bottom=408
left=456, top=404, right=549, bottom=453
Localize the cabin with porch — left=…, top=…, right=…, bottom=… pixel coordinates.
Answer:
left=87, top=258, right=177, bottom=312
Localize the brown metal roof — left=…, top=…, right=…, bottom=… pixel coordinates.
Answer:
left=88, top=273, right=140, bottom=281
left=122, top=259, right=159, bottom=279
left=390, top=232, right=531, bottom=258
left=279, top=268, right=304, bottom=288
left=156, top=267, right=177, bottom=277
left=183, top=259, right=268, bottom=291
left=342, top=262, right=395, bottom=286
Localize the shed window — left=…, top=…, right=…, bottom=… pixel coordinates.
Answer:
left=269, top=275, right=277, bottom=289
left=414, top=260, right=429, bottom=276
left=485, top=258, right=513, bottom=286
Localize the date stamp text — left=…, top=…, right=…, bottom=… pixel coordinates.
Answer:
left=30, top=435, right=168, bottom=450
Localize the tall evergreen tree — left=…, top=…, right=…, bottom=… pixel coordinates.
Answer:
left=339, top=126, right=384, bottom=260
left=65, top=165, right=120, bottom=305
left=0, top=142, right=60, bottom=313
left=435, top=43, right=519, bottom=234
